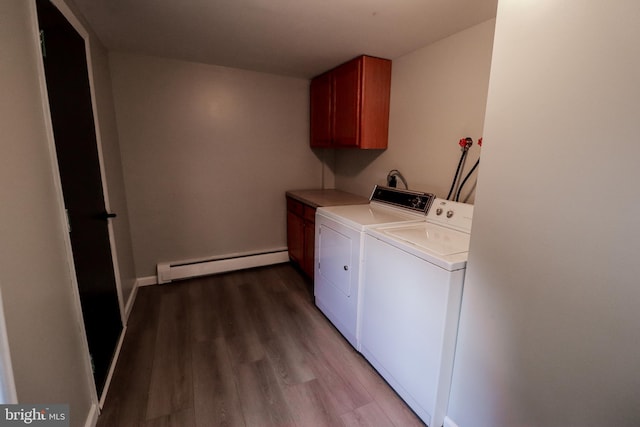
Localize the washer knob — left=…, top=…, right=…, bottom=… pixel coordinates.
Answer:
left=436, top=208, right=443, bottom=215
left=447, top=210, right=454, bottom=218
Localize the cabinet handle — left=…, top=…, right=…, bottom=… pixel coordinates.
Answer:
left=343, top=265, right=349, bottom=271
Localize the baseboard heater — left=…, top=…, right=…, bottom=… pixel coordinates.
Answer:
left=156, top=248, right=289, bottom=284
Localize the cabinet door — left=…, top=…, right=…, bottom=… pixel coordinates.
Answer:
left=302, top=206, right=316, bottom=277
left=360, top=56, right=392, bottom=149
left=287, top=210, right=304, bottom=264
left=310, top=72, right=333, bottom=147
left=303, top=218, right=315, bottom=277
left=333, top=58, right=361, bottom=147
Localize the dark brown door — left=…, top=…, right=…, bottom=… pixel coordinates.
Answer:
left=36, top=0, right=122, bottom=396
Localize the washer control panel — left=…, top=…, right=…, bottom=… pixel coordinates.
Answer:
left=427, top=198, right=474, bottom=233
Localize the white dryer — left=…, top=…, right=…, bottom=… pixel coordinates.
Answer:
left=360, top=198, right=473, bottom=427
left=314, top=186, right=434, bottom=349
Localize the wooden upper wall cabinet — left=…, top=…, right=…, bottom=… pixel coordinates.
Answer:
left=310, top=72, right=333, bottom=147
left=310, top=55, right=392, bottom=149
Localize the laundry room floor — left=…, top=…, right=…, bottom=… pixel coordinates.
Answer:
left=96, top=263, right=425, bottom=427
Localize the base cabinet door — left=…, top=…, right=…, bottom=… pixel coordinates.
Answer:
left=302, top=218, right=315, bottom=277
left=286, top=197, right=316, bottom=279
left=302, top=205, right=316, bottom=277
left=286, top=209, right=304, bottom=264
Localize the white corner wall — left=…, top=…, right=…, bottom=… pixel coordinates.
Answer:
left=447, top=1, right=640, bottom=426
left=0, top=0, right=95, bottom=424
left=334, top=19, right=495, bottom=200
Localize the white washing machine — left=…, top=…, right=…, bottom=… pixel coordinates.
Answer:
left=360, top=198, right=473, bottom=427
left=314, top=185, right=434, bottom=349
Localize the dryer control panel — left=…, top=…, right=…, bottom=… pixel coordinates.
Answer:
left=369, top=185, right=434, bottom=214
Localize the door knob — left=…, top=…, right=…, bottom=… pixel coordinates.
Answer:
left=95, top=211, right=117, bottom=220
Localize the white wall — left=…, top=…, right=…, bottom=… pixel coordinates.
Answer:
left=109, top=53, right=323, bottom=278
left=334, top=19, right=495, bottom=200
left=447, top=1, right=640, bottom=426
left=0, top=1, right=94, bottom=424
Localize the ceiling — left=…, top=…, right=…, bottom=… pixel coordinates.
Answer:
left=71, top=0, right=498, bottom=79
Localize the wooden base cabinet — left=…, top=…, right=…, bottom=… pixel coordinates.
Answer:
left=286, top=196, right=315, bottom=278
left=310, top=55, right=391, bottom=149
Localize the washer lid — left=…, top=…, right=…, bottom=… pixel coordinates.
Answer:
left=382, top=223, right=471, bottom=256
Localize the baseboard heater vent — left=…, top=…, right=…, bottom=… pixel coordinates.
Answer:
left=156, top=249, right=289, bottom=284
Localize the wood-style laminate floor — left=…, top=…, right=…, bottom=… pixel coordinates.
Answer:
left=97, top=263, right=425, bottom=427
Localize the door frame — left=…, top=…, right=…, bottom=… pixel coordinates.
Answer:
left=29, top=0, right=126, bottom=406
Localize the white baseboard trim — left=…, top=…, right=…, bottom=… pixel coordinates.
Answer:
left=444, top=416, right=460, bottom=427
left=136, top=275, right=158, bottom=287
left=156, top=249, right=289, bottom=284
left=84, top=402, right=99, bottom=427
left=122, top=279, right=138, bottom=323
left=98, top=325, right=127, bottom=409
